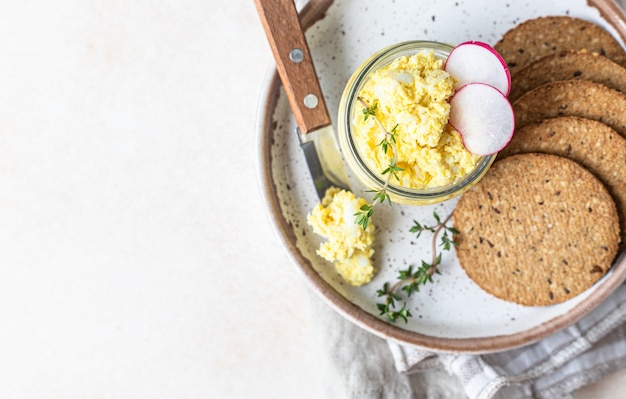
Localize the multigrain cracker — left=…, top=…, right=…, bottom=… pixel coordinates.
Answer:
left=454, top=153, right=620, bottom=306
left=509, top=50, right=626, bottom=102
left=513, top=80, right=626, bottom=137
left=494, top=16, right=626, bottom=76
left=499, top=116, right=626, bottom=242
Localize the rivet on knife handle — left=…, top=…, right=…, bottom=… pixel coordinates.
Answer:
left=253, top=0, right=332, bottom=134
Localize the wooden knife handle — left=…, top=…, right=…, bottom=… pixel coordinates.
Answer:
left=254, top=0, right=331, bottom=134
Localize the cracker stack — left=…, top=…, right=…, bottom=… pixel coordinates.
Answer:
left=494, top=16, right=626, bottom=75
left=455, top=153, right=619, bottom=306
left=454, top=16, right=626, bottom=306
left=513, top=79, right=626, bottom=136
left=507, top=50, right=626, bottom=102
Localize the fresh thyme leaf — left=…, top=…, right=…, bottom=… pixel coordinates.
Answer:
left=372, top=190, right=388, bottom=204
left=410, top=219, right=437, bottom=238
left=376, top=282, right=389, bottom=297
left=446, top=226, right=460, bottom=235
left=433, top=211, right=441, bottom=223
left=395, top=303, right=411, bottom=323
left=354, top=204, right=374, bottom=230
left=390, top=164, right=404, bottom=181
left=441, top=231, right=451, bottom=250
left=440, top=230, right=459, bottom=250
left=409, top=221, right=423, bottom=234
left=362, top=102, right=378, bottom=121
left=376, top=303, right=388, bottom=315
left=398, top=265, right=412, bottom=280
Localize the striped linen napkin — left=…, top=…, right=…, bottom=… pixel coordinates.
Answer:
left=388, top=284, right=626, bottom=399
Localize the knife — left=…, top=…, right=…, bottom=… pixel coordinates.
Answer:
left=254, top=0, right=351, bottom=199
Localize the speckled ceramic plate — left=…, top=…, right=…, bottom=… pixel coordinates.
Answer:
left=256, top=0, right=626, bottom=353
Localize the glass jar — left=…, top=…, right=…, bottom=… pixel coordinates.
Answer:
left=337, top=40, right=496, bottom=206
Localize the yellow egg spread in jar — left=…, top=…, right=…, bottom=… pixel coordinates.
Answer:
left=354, top=50, right=479, bottom=190
left=338, top=41, right=496, bottom=206
left=307, top=187, right=375, bottom=287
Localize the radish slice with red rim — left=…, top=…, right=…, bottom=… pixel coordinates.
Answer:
left=445, top=41, right=511, bottom=96
left=448, top=82, right=515, bottom=156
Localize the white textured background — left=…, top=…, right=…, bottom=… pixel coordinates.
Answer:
left=0, top=1, right=325, bottom=398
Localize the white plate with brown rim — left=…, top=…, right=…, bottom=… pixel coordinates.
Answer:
left=256, top=0, right=626, bottom=353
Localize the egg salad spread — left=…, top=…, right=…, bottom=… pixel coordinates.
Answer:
left=307, top=187, right=375, bottom=286
left=354, top=50, right=479, bottom=189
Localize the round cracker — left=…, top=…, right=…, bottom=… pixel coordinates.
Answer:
left=513, top=80, right=626, bottom=137
left=499, top=116, right=626, bottom=243
left=494, top=16, right=626, bottom=76
left=454, top=153, right=620, bottom=306
left=509, top=50, right=626, bottom=102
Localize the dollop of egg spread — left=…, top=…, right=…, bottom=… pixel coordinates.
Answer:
left=307, top=187, right=375, bottom=287
left=307, top=50, right=477, bottom=286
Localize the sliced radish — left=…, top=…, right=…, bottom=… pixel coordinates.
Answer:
left=448, top=82, right=515, bottom=156
left=445, top=41, right=511, bottom=96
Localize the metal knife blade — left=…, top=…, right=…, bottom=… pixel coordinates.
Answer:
left=254, top=0, right=350, bottom=198
left=298, top=125, right=350, bottom=198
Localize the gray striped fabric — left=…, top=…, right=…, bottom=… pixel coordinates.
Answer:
left=389, top=285, right=626, bottom=398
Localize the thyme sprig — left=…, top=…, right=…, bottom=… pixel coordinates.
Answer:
left=376, top=211, right=458, bottom=323
left=353, top=97, right=404, bottom=230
